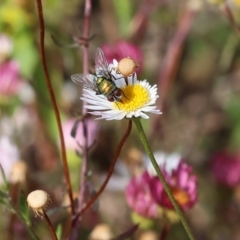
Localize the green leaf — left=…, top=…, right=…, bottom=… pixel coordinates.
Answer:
left=113, top=0, right=133, bottom=37
left=0, top=189, right=8, bottom=199
left=0, top=164, right=9, bottom=192
left=56, top=224, right=62, bottom=240
left=19, top=192, right=30, bottom=226
left=131, top=212, right=155, bottom=230
left=0, top=4, right=28, bottom=33
left=0, top=198, right=7, bottom=206
left=225, top=95, right=240, bottom=126
left=12, top=34, right=39, bottom=78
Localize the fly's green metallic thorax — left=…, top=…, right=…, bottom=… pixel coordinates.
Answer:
left=96, top=77, right=117, bottom=97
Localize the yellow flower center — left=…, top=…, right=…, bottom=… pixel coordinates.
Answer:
left=114, top=84, right=150, bottom=111
left=171, top=187, right=190, bottom=206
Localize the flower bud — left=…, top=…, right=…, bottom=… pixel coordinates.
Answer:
left=116, top=57, right=139, bottom=77
left=10, top=160, right=27, bottom=184
left=89, top=224, right=113, bottom=240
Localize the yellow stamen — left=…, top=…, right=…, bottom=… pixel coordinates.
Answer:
left=171, top=187, right=190, bottom=206
left=114, top=84, right=150, bottom=111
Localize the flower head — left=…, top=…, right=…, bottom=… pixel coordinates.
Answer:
left=89, top=224, right=113, bottom=240
left=102, top=41, right=143, bottom=73
left=10, top=160, right=28, bottom=184
left=116, top=57, right=139, bottom=78
left=81, top=60, right=161, bottom=120
left=0, top=60, right=23, bottom=99
left=27, top=190, right=51, bottom=217
left=125, top=171, right=159, bottom=219
left=125, top=153, right=198, bottom=222
left=211, top=151, right=240, bottom=187
left=148, top=160, right=197, bottom=210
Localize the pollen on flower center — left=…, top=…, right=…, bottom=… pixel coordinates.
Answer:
left=114, top=84, right=150, bottom=111
left=171, top=187, right=190, bottom=206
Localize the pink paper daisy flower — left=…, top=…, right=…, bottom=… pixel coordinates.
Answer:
left=0, top=60, right=23, bottom=98
left=211, top=151, right=240, bottom=187
left=148, top=160, right=198, bottom=210
left=125, top=171, right=159, bottom=218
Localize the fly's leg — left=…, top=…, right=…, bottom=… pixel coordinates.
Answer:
left=120, top=89, right=129, bottom=100
left=109, top=69, right=128, bottom=84
left=95, top=90, right=102, bottom=95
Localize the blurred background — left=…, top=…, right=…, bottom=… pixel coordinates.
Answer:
left=1, top=0, right=240, bottom=239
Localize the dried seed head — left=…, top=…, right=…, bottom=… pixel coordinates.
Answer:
left=89, top=224, right=113, bottom=240
left=10, top=160, right=27, bottom=184
left=139, top=231, right=158, bottom=240
left=27, top=190, right=51, bottom=217
left=116, top=57, right=139, bottom=77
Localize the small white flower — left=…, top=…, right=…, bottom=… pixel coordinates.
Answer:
left=0, top=34, right=13, bottom=58
left=81, top=60, right=161, bottom=120
left=144, top=151, right=181, bottom=176
left=0, top=136, right=19, bottom=184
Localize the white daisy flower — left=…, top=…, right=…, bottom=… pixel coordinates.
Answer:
left=81, top=59, right=161, bottom=120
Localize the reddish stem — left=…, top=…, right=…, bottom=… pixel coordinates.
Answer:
left=160, top=224, right=170, bottom=240
left=130, top=0, right=163, bottom=44
left=151, top=6, right=197, bottom=139
left=35, top=0, right=75, bottom=215
left=43, top=211, right=58, bottom=240
left=72, top=120, right=132, bottom=227
left=158, top=7, right=196, bottom=109
left=222, top=3, right=240, bottom=36
left=78, top=0, right=92, bottom=218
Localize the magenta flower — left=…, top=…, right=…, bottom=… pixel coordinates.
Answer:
left=148, top=161, right=198, bottom=210
left=62, top=118, right=99, bottom=153
left=211, top=151, right=240, bottom=187
left=0, top=60, right=23, bottom=98
left=102, top=41, right=143, bottom=73
left=125, top=154, right=198, bottom=222
left=125, top=171, right=159, bottom=218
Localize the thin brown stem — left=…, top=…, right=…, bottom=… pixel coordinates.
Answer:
left=72, top=120, right=132, bottom=227
left=43, top=211, right=58, bottom=240
left=7, top=183, right=19, bottom=240
left=158, top=7, right=196, bottom=109
left=151, top=6, right=197, bottom=139
left=222, top=3, right=240, bottom=36
left=129, top=0, right=164, bottom=44
left=78, top=0, right=92, bottom=219
left=35, top=0, right=75, bottom=215
left=160, top=224, right=170, bottom=240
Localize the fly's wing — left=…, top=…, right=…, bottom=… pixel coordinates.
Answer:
left=95, top=48, right=111, bottom=79
left=71, top=74, right=99, bottom=93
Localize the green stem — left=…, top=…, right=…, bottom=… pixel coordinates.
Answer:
left=11, top=208, right=39, bottom=240
left=133, top=117, right=195, bottom=240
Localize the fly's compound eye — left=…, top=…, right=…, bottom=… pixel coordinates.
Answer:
left=114, top=89, right=122, bottom=98
left=107, top=95, right=115, bottom=102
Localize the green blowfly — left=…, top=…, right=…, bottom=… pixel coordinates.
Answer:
left=71, top=48, right=124, bottom=102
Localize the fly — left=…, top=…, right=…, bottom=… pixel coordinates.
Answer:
left=71, top=48, right=124, bottom=102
